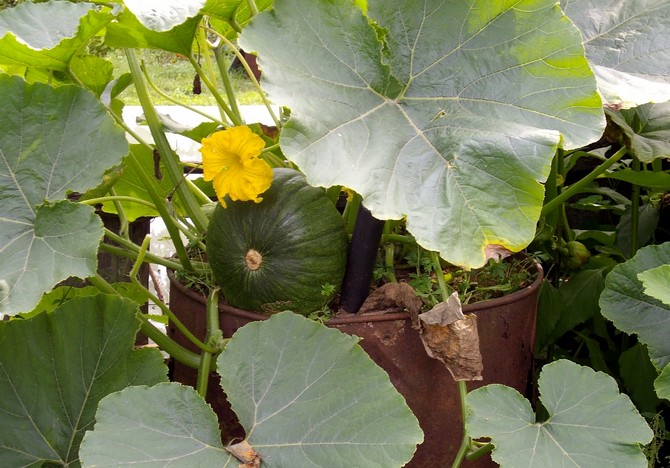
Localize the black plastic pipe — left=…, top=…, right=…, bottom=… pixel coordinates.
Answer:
left=340, top=205, right=385, bottom=313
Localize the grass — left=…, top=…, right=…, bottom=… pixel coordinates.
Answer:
left=107, top=49, right=263, bottom=107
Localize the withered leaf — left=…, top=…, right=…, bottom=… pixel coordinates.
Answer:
left=358, top=282, right=423, bottom=316
left=225, top=440, right=261, bottom=467
left=418, top=292, right=483, bottom=381
left=484, top=244, right=513, bottom=262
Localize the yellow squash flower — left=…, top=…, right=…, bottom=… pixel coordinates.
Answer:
left=200, top=126, right=273, bottom=207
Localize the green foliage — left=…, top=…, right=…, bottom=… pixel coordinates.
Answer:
left=535, top=269, right=607, bottom=352
left=0, top=1, right=113, bottom=70
left=80, top=312, right=423, bottom=467
left=1, top=0, right=669, bottom=465
left=240, top=0, right=604, bottom=269
left=81, top=383, right=231, bottom=466
left=563, top=0, right=670, bottom=107
left=398, top=248, right=538, bottom=307
left=643, top=412, right=669, bottom=468
left=467, top=360, right=653, bottom=467
left=600, top=243, right=670, bottom=369
left=0, top=75, right=128, bottom=315
left=0, top=296, right=168, bottom=466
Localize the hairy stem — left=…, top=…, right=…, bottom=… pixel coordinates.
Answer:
left=126, top=49, right=209, bottom=235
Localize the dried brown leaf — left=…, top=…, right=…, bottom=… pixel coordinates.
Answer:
left=358, top=282, right=423, bottom=316
left=226, top=440, right=261, bottom=467
left=418, top=293, right=483, bottom=381
left=484, top=244, right=513, bottom=262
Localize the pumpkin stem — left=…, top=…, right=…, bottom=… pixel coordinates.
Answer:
left=245, top=249, right=263, bottom=270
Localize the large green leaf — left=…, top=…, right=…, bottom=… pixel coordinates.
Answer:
left=0, top=76, right=128, bottom=315
left=0, top=295, right=168, bottom=467
left=466, top=359, right=653, bottom=467
left=220, top=311, right=423, bottom=466
left=81, top=312, right=423, bottom=467
left=239, top=0, right=604, bottom=268
left=606, top=101, right=670, bottom=163
left=562, top=0, right=670, bottom=107
left=105, top=4, right=201, bottom=55
left=79, top=383, right=232, bottom=467
left=599, top=242, right=670, bottom=369
left=124, top=0, right=205, bottom=32
left=1, top=202, right=103, bottom=315
left=0, top=0, right=113, bottom=71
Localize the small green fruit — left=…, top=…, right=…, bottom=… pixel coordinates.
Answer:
left=563, top=241, right=591, bottom=269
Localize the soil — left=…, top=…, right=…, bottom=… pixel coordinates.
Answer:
left=377, top=252, right=538, bottom=308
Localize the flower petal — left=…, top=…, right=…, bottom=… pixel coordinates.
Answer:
left=200, top=126, right=272, bottom=206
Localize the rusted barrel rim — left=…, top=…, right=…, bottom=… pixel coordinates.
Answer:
left=168, top=261, right=544, bottom=325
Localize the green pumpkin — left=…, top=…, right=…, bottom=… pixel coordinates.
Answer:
left=207, top=168, right=349, bottom=315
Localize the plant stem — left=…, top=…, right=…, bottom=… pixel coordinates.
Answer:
left=81, top=195, right=157, bottom=211
left=381, top=233, right=417, bottom=246
left=261, top=150, right=288, bottom=168
left=213, top=44, right=242, bottom=122
left=465, top=442, right=494, bottom=461
left=541, top=150, right=562, bottom=240
left=125, top=49, right=209, bottom=235
left=140, top=60, right=225, bottom=126
left=451, top=380, right=471, bottom=468
left=108, top=187, right=129, bottom=238
left=188, top=55, right=242, bottom=126
left=196, top=348, right=212, bottom=399
left=136, top=315, right=202, bottom=369
left=184, top=177, right=214, bottom=205
left=196, top=25, right=219, bottom=92
left=629, top=158, right=641, bottom=257
left=88, top=274, right=203, bottom=367
left=100, top=230, right=191, bottom=272
left=205, top=27, right=281, bottom=128
left=382, top=221, right=397, bottom=283
left=88, top=273, right=119, bottom=295
left=124, top=152, right=194, bottom=271
left=246, top=0, right=259, bottom=15
left=430, top=251, right=450, bottom=301
left=541, top=147, right=627, bottom=217
left=86, top=194, right=203, bottom=247
left=196, top=287, right=223, bottom=398
left=106, top=108, right=155, bottom=152
left=342, top=192, right=362, bottom=235
left=129, top=236, right=218, bottom=354
left=428, top=252, right=480, bottom=467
